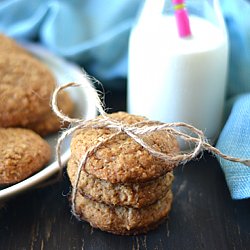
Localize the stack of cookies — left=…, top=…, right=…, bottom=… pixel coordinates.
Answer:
left=67, top=112, right=179, bottom=235
left=0, top=34, right=74, bottom=185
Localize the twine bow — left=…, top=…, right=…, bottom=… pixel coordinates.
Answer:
left=52, top=80, right=250, bottom=216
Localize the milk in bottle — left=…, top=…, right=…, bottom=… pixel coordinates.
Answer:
left=128, top=0, right=228, bottom=142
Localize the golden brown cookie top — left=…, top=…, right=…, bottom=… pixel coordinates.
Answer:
left=70, top=112, right=179, bottom=183
left=0, top=52, right=56, bottom=127
left=0, top=128, right=51, bottom=185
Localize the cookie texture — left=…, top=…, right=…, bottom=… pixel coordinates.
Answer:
left=68, top=158, right=174, bottom=208
left=0, top=52, right=56, bottom=127
left=0, top=34, right=27, bottom=54
left=26, top=91, right=74, bottom=136
left=75, top=190, right=173, bottom=235
left=70, top=112, right=179, bottom=183
left=0, top=128, right=51, bottom=185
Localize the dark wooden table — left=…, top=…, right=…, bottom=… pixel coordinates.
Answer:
left=1, top=80, right=250, bottom=250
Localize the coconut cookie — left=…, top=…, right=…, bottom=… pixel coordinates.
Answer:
left=70, top=112, right=179, bottom=183
left=68, top=158, right=174, bottom=208
left=0, top=52, right=56, bottom=127
left=75, top=190, right=173, bottom=235
left=0, top=128, right=51, bottom=185
left=67, top=112, right=179, bottom=234
left=26, top=91, right=74, bottom=136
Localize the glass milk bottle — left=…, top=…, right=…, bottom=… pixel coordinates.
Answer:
left=127, top=0, right=229, bottom=144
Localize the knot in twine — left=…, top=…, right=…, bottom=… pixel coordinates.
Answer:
left=52, top=80, right=250, bottom=217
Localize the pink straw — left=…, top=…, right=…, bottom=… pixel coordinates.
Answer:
left=172, top=0, right=192, bottom=38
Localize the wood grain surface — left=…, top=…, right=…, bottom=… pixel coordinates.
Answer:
left=0, top=82, right=250, bottom=250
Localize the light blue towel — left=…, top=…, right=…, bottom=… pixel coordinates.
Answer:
left=0, top=0, right=141, bottom=80
left=216, top=94, right=250, bottom=199
left=0, top=0, right=249, bottom=199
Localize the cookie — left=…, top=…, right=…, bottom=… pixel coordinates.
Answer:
left=0, top=34, right=27, bottom=54
left=75, top=189, right=173, bottom=235
left=70, top=112, right=179, bottom=183
left=68, top=158, right=174, bottom=208
left=0, top=128, right=51, bottom=185
left=26, top=91, right=74, bottom=136
left=0, top=52, right=56, bottom=127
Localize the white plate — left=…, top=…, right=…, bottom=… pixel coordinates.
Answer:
left=0, top=42, right=97, bottom=201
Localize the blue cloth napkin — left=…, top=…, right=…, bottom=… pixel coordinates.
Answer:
left=216, top=94, right=250, bottom=199
left=0, top=0, right=249, bottom=199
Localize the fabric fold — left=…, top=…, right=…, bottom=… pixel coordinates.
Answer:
left=216, top=94, right=250, bottom=199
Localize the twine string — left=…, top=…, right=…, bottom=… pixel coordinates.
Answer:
left=52, top=81, right=250, bottom=217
